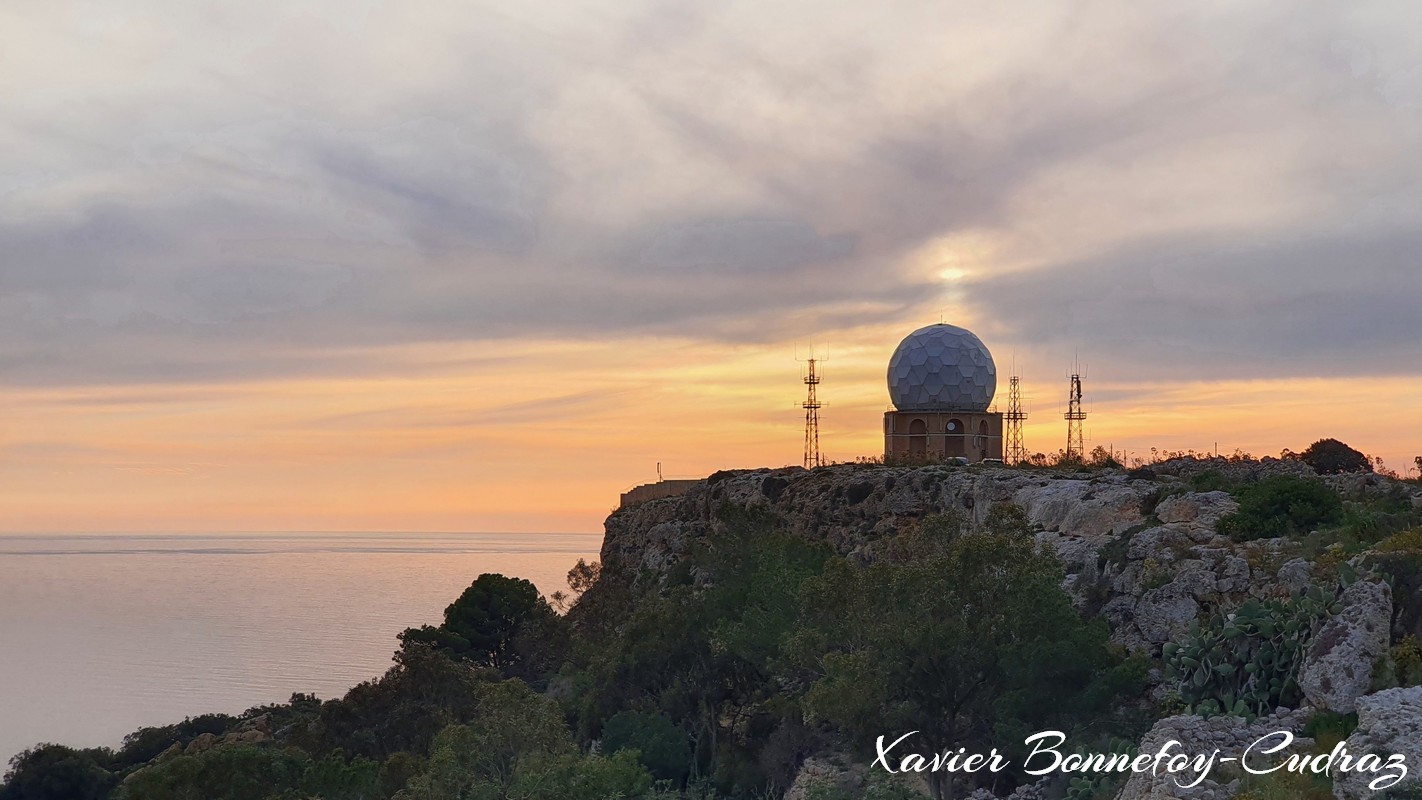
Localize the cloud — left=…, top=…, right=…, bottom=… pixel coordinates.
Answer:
left=969, top=224, right=1422, bottom=380
left=2, top=1, right=1421, bottom=387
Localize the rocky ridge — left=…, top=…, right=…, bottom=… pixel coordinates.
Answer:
left=601, top=460, right=1422, bottom=800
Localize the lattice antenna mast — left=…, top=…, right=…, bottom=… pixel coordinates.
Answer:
left=1005, top=373, right=1028, bottom=465
left=1064, top=370, right=1086, bottom=460
left=802, top=358, right=823, bottom=468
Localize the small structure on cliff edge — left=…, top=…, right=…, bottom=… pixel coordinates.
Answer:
left=884, top=322, right=1003, bottom=463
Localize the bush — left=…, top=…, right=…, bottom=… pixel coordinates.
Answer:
left=1219, top=476, right=1344, bottom=541
left=1300, top=438, right=1373, bottom=475
left=600, top=711, right=691, bottom=783
left=1361, top=529, right=1422, bottom=640
left=1189, top=469, right=1234, bottom=492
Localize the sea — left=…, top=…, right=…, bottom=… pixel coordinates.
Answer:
left=0, top=532, right=602, bottom=769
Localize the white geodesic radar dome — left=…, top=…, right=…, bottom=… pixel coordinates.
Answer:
left=887, top=323, right=997, bottom=412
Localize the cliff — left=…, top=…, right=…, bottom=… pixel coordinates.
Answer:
left=596, top=459, right=1422, bottom=799
left=600, top=460, right=1401, bottom=651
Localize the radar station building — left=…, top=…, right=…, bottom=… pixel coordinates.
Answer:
left=884, top=323, right=1003, bottom=463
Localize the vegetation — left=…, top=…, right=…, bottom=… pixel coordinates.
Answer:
left=791, top=508, right=1143, bottom=798
left=600, top=711, right=692, bottom=783
left=1164, top=584, right=1343, bottom=718
left=1300, top=438, right=1373, bottom=475
left=398, top=573, right=565, bottom=680
left=1218, top=475, right=1344, bottom=541
left=1, top=504, right=1150, bottom=800
left=6, top=450, right=1419, bottom=800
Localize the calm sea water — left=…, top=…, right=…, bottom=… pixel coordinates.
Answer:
left=0, top=532, right=601, bottom=768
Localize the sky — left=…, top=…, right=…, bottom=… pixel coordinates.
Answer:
left=2, top=1, right=1420, bottom=533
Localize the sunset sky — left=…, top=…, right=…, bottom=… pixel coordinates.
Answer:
left=3, top=2, right=1420, bottom=533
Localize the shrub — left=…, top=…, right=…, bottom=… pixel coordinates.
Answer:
left=1219, top=476, right=1343, bottom=541
left=600, top=711, right=692, bottom=783
left=1362, top=529, right=1422, bottom=639
left=1300, top=438, right=1373, bottom=475
left=1189, top=469, right=1234, bottom=492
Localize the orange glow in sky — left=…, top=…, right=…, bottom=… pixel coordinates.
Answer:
left=4, top=4, right=1420, bottom=533
left=4, top=326, right=1417, bottom=534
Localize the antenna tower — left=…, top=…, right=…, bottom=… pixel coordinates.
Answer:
left=802, top=358, right=823, bottom=468
left=1005, top=374, right=1028, bottom=465
left=1064, top=372, right=1086, bottom=460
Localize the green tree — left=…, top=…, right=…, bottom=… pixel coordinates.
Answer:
left=1300, top=438, right=1373, bottom=475
left=601, top=711, right=692, bottom=783
left=112, top=745, right=310, bottom=800
left=552, top=560, right=602, bottom=613
left=399, top=679, right=576, bottom=799
left=794, top=509, right=1133, bottom=800
left=378, top=752, right=426, bottom=798
left=506, top=749, right=654, bottom=800
left=398, top=678, right=660, bottom=800
left=0, top=745, right=116, bottom=800
left=400, top=573, right=561, bottom=675
left=297, top=750, right=381, bottom=800
left=318, top=639, right=496, bottom=761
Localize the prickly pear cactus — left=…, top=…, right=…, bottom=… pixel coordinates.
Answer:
left=1163, top=581, right=1344, bottom=718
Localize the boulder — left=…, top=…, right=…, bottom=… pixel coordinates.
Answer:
left=1215, top=555, right=1251, bottom=594
left=1019, top=481, right=1146, bottom=537
left=1156, top=491, right=1238, bottom=531
left=1116, top=709, right=1311, bottom=800
left=220, top=728, right=270, bottom=746
left=1133, top=586, right=1200, bottom=645
left=966, top=777, right=1051, bottom=799
left=783, top=755, right=869, bottom=800
left=1276, top=558, right=1314, bottom=596
left=1299, top=580, right=1392, bottom=714
left=1128, top=527, right=1192, bottom=563
left=183, top=732, right=218, bottom=755
left=1332, top=686, right=1422, bottom=799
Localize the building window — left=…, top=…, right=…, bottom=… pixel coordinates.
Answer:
left=909, top=418, right=927, bottom=457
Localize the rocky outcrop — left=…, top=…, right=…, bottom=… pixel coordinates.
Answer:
left=594, top=461, right=1422, bottom=800
left=1154, top=491, right=1237, bottom=533
left=783, top=754, right=871, bottom=799
left=1088, top=515, right=1296, bottom=650
left=965, top=777, right=1050, bottom=799
left=1298, top=580, right=1393, bottom=714
left=1151, top=456, right=1314, bottom=482
left=601, top=465, right=1161, bottom=584
left=1332, top=686, right=1422, bottom=800
left=183, top=732, right=219, bottom=755
left=176, top=716, right=273, bottom=755
left=601, top=466, right=1330, bottom=653
left=1115, top=709, right=1312, bottom=800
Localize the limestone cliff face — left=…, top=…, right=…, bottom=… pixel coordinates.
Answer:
left=597, top=462, right=1413, bottom=655
left=602, top=464, right=1201, bottom=648
left=602, top=464, right=1151, bottom=579
left=596, top=461, right=1421, bottom=799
